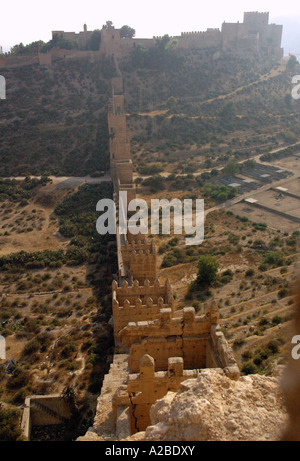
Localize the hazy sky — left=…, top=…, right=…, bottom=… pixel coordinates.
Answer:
left=1, top=0, right=300, bottom=51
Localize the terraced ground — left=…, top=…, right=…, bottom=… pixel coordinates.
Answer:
left=152, top=205, right=299, bottom=375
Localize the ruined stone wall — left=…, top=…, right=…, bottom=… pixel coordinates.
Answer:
left=118, top=307, right=221, bottom=372
left=124, top=355, right=198, bottom=433
left=129, top=337, right=185, bottom=373
left=120, top=306, right=218, bottom=347
left=21, top=395, right=72, bottom=440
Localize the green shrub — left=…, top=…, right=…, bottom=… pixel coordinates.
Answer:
left=242, top=361, right=258, bottom=375
left=195, top=255, right=219, bottom=286
left=272, top=316, right=282, bottom=325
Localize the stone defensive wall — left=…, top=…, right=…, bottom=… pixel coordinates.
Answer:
left=84, top=27, right=249, bottom=438
left=0, top=54, right=39, bottom=68
left=112, top=278, right=174, bottom=341
left=113, top=355, right=199, bottom=433
left=117, top=305, right=239, bottom=377
left=178, top=29, right=222, bottom=49
left=121, top=237, right=156, bottom=268
left=0, top=49, right=106, bottom=69
left=244, top=11, right=269, bottom=28
left=11, top=13, right=284, bottom=440
left=124, top=247, right=157, bottom=285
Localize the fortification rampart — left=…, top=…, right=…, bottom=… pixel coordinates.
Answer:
left=178, top=29, right=222, bottom=49
left=113, top=355, right=198, bottom=433
left=121, top=239, right=156, bottom=266
left=89, top=33, right=241, bottom=439
left=0, top=54, right=39, bottom=68
left=0, top=49, right=106, bottom=69
left=112, top=278, right=174, bottom=340
left=127, top=250, right=157, bottom=285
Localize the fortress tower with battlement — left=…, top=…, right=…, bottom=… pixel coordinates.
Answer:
left=222, top=12, right=283, bottom=56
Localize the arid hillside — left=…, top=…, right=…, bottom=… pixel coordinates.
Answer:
left=0, top=57, right=115, bottom=176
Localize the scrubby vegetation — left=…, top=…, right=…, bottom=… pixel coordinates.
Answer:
left=0, top=182, right=116, bottom=439
left=0, top=176, right=50, bottom=202
left=0, top=58, right=114, bottom=176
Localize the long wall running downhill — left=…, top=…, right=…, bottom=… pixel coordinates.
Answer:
left=87, top=55, right=240, bottom=440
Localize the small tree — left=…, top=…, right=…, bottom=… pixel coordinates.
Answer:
left=224, top=158, right=240, bottom=175
left=87, top=29, right=101, bottom=50
left=287, top=54, right=298, bottom=73
left=196, top=255, right=219, bottom=286
left=120, top=25, right=136, bottom=39
left=103, top=20, right=114, bottom=29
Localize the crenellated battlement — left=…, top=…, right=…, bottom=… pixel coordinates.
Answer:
left=181, top=29, right=220, bottom=36
left=112, top=278, right=174, bottom=340
left=121, top=238, right=156, bottom=266
left=112, top=278, right=172, bottom=303
left=115, top=304, right=239, bottom=377
left=119, top=306, right=214, bottom=348
left=126, top=250, right=157, bottom=284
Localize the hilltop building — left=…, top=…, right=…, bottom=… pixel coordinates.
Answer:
left=52, top=12, right=283, bottom=58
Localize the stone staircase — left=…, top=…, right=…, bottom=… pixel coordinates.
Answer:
left=30, top=401, right=68, bottom=425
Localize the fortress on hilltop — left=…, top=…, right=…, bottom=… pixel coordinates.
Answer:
left=52, top=11, right=283, bottom=58
left=0, top=11, right=283, bottom=69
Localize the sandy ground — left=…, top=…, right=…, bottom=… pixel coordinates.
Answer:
left=0, top=175, right=111, bottom=257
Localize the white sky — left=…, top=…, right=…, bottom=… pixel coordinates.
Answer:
left=1, top=0, right=300, bottom=51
